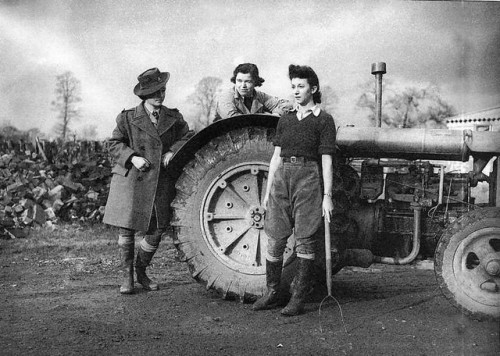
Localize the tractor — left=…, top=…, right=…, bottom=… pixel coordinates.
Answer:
left=167, top=63, right=500, bottom=321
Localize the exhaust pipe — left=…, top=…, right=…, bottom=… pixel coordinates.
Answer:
left=371, top=62, right=386, bottom=128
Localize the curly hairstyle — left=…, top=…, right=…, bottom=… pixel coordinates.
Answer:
left=288, top=64, right=322, bottom=104
left=231, top=63, right=265, bottom=87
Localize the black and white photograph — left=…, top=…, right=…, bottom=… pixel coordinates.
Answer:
left=1, top=0, right=499, bottom=355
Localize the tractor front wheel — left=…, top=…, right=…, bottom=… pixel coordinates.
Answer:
left=435, top=207, right=500, bottom=320
left=170, top=127, right=297, bottom=301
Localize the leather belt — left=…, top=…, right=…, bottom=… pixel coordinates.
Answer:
left=282, top=156, right=317, bottom=163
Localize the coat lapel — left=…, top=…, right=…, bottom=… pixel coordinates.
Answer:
left=235, top=89, right=262, bottom=114
left=250, top=97, right=263, bottom=113
left=131, top=104, right=161, bottom=141
left=235, top=97, right=249, bottom=114
left=157, top=108, right=177, bottom=137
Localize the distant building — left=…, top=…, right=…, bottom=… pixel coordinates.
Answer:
left=446, top=106, right=500, bottom=131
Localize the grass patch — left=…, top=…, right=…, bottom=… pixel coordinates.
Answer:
left=0, top=223, right=188, bottom=283
left=1, top=223, right=118, bottom=261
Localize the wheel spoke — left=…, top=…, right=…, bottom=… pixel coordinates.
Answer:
left=248, top=230, right=261, bottom=267
left=480, top=280, right=499, bottom=292
left=249, top=171, right=261, bottom=206
left=224, top=182, right=250, bottom=209
left=209, top=213, right=246, bottom=220
left=219, top=225, right=251, bottom=254
left=470, top=242, right=497, bottom=262
left=459, top=263, right=491, bottom=286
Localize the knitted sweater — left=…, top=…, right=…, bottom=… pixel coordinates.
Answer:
left=273, top=109, right=336, bottom=160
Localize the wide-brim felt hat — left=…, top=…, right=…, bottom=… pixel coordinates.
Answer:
left=133, top=67, right=170, bottom=96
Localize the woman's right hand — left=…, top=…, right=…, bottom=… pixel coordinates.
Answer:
left=262, top=194, right=269, bottom=210
left=131, top=156, right=151, bottom=172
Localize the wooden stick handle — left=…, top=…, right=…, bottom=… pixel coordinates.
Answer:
left=324, top=216, right=333, bottom=296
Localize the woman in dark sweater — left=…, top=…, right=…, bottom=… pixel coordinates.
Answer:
left=253, top=65, right=336, bottom=316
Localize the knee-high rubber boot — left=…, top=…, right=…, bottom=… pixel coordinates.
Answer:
left=281, top=258, right=314, bottom=316
left=118, top=241, right=135, bottom=295
left=135, top=248, right=159, bottom=291
left=252, top=260, right=282, bottom=311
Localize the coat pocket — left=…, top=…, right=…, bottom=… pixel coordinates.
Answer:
left=111, top=164, right=130, bottom=177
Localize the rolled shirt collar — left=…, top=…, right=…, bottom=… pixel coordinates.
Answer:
left=295, top=104, right=321, bottom=120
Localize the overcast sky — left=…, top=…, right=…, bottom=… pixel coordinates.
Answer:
left=1, top=0, right=499, bottom=139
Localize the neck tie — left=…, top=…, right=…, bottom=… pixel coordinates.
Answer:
left=152, top=111, right=159, bottom=128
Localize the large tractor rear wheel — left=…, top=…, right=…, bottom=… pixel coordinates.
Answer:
left=171, top=127, right=297, bottom=301
left=434, top=207, right=500, bottom=320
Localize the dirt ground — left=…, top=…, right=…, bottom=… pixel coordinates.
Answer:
left=1, top=225, right=499, bottom=356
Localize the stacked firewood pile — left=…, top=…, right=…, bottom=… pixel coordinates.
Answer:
left=0, top=139, right=111, bottom=238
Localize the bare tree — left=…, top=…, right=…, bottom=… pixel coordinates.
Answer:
left=188, top=76, right=222, bottom=130
left=356, top=80, right=456, bottom=128
left=52, top=71, right=81, bottom=140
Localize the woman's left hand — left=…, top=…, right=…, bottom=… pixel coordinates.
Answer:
left=322, top=195, right=334, bottom=223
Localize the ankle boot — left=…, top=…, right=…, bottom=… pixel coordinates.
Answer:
left=135, top=248, right=159, bottom=291
left=281, top=258, right=314, bottom=316
left=119, top=244, right=135, bottom=294
left=252, top=260, right=283, bottom=311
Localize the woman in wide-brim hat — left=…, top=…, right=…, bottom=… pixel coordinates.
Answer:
left=103, top=67, right=191, bottom=294
left=133, top=68, right=170, bottom=96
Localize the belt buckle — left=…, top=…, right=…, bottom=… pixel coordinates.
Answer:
left=290, top=156, right=297, bottom=163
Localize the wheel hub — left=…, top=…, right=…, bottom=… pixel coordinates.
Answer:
left=200, top=162, right=295, bottom=275
left=248, top=206, right=265, bottom=229
left=485, top=259, right=500, bottom=276
left=454, top=228, right=500, bottom=305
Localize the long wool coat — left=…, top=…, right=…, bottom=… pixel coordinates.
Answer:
left=103, top=103, right=190, bottom=231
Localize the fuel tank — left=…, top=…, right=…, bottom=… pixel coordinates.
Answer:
left=336, top=127, right=500, bottom=161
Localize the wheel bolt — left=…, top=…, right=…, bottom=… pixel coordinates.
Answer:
left=485, top=259, right=500, bottom=276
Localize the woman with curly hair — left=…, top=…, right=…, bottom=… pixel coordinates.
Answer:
left=253, top=64, right=336, bottom=316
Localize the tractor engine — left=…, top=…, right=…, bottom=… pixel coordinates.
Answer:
left=333, top=158, right=471, bottom=261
